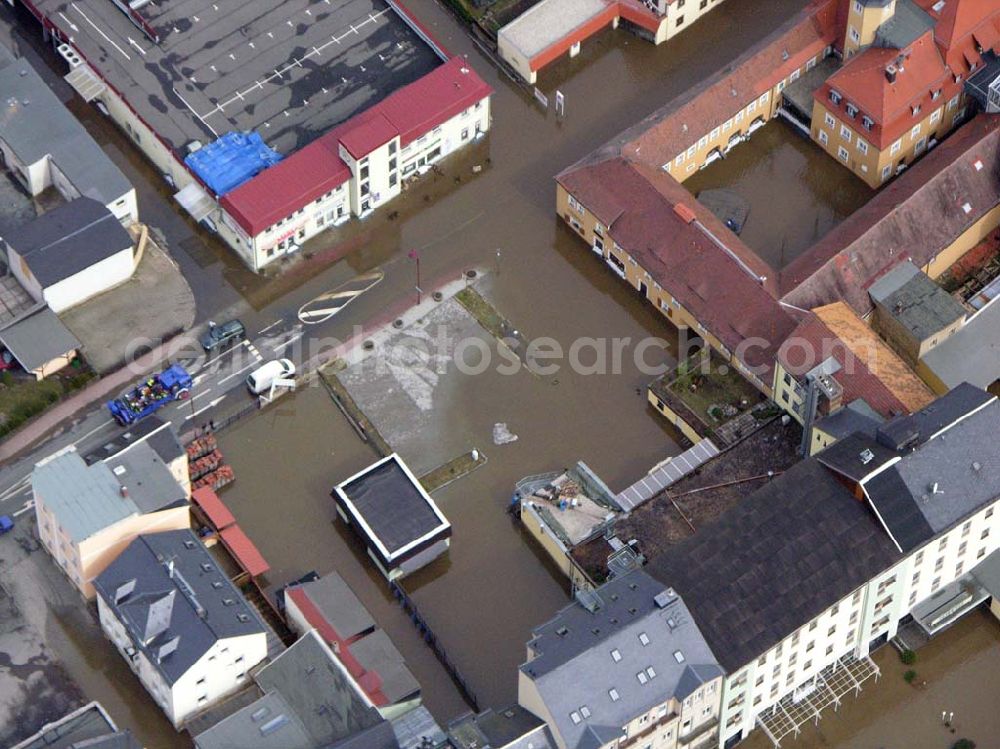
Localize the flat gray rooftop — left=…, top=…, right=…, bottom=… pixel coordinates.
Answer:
left=499, top=0, right=608, bottom=60
left=921, top=303, right=1000, bottom=391
left=35, top=0, right=444, bottom=154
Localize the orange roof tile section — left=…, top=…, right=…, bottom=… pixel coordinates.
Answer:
left=219, top=525, right=270, bottom=578
left=814, top=302, right=935, bottom=413
left=818, top=31, right=950, bottom=148
left=191, top=487, right=236, bottom=531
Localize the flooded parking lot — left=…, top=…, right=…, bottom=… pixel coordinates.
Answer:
left=683, top=121, right=874, bottom=270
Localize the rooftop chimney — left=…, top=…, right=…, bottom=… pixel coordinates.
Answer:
left=885, top=64, right=898, bottom=83
left=119, top=485, right=129, bottom=499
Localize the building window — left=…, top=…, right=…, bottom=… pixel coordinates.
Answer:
left=819, top=130, right=828, bottom=145
left=389, top=141, right=397, bottom=155
left=930, top=108, right=942, bottom=125
left=676, top=15, right=684, bottom=26
left=360, top=165, right=369, bottom=180
left=891, top=139, right=902, bottom=155
left=824, top=112, right=836, bottom=128
left=568, top=195, right=586, bottom=215
left=840, top=124, right=852, bottom=142
left=838, top=146, right=849, bottom=162
left=862, top=115, right=874, bottom=131
left=857, top=138, right=868, bottom=154
left=830, top=89, right=842, bottom=105
left=911, top=123, right=922, bottom=140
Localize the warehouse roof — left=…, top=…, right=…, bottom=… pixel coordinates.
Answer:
left=84, top=416, right=184, bottom=468
left=0, top=307, right=81, bottom=374
left=333, top=454, right=450, bottom=562
left=0, top=43, right=132, bottom=209
left=31, top=0, right=443, bottom=154
left=10, top=701, right=139, bottom=749
left=288, top=573, right=375, bottom=642
left=93, top=530, right=265, bottom=686
left=646, top=459, right=900, bottom=672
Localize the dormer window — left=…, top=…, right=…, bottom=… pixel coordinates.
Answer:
left=931, top=88, right=942, bottom=100
left=861, top=115, right=874, bottom=131
left=845, top=103, right=858, bottom=118
left=911, top=103, right=921, bottom=116
left=829, top=90, right=842, bottom=105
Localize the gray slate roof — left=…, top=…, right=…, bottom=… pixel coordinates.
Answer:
left=0, top=306, right=81, bottom=372
left=646, top=459, right=900, bottom=673
left=521, top=570, right=722, bottom=749
left=0, top=43, right=132, bottom=207
left=868, top=260, right=966, bottom=340
left=875, top=383, right=995, bottom=450
left=920, top=302, right=1000, bottom=391
left=6, top=198, right=133, bottom=287
left=104, top=440, right=187, bottom=514
left=194, top=630, right=388, bottom=749
left=93, top=530, right=265, bottom=686
left=865, top=398, right=1000, bottom=552
left=814, top=399, right=884, bottom=440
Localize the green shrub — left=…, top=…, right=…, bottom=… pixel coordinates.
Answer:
left=903, top=670, right=917, bottom=683
left=900, top=649, right=917, bottom=665
left=952, top=740, right=976, bottom=749
left=0, top=371, right=12, bottom=387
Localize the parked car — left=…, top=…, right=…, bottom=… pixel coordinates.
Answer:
left=0, top=515, right=13, bottom=535
left=246, top=359, right=295, bottom=395
left=200, top=319, right=246, bottom=353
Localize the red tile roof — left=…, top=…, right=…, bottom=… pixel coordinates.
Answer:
left=219, top=525, right=270, bottom=578
left=915, top=0, right=1000, bottom=71
left=816, top=31, right=952, bottom=148
left=778, top=312, right=911, bottom=418
left=558, top=157, right=797, bottom=380
left=781, top=113, right=1000, bottom=315
left=191, top=487, right=235, bottom=531
left=611, top=0, right=838, bottom=167
left=221, top=57, right=492, bottom=236
left=340, top=113, right=398, bottom=160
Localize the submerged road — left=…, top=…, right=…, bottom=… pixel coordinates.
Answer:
left=0, top=0, right=816, bottom=744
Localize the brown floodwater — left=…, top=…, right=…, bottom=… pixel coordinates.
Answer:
left=742, top=610, right=1000, bottom=749
left=683, top=120, right=875, bottom=271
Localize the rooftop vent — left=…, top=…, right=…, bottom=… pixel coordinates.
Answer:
left=654, top=588, right=676, bottom=608
left=973, top=462, right=982, bottom=472
left=860, top=448, right=875, bottom=465
left=885, top=64, right=898, bottom=84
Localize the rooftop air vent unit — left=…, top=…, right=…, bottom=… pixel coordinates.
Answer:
left=860, top=448, right=875, bottom=465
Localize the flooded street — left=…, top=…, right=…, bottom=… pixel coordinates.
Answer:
left=743, top=611, right=1000, bottom=749
left=683, top=121, right=874, bottom=270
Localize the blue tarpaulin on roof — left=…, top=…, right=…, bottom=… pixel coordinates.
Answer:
left=184, top=131, right=283, bottom=196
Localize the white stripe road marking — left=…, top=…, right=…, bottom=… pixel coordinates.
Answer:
left=13, top=500, right=35, bottom=518
left=258, top=319, right=283, bottom=335
left=184, top=396, right=227, bottom=421
left=272, top=332, right=302, bottom=355
left=218, top=358, right=260, bottom=384
left=247, top=343, right=262, bottom=358
left=0, top=478, right=30, bottom=503
left=71, top=417, right=116, bottom=447
left=190, top=388, right=215, bottom=402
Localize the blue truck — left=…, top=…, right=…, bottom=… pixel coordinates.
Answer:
left=107, top=364, right=193, bottom=426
